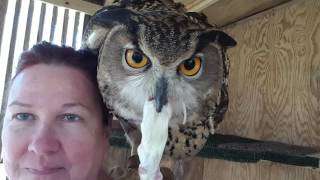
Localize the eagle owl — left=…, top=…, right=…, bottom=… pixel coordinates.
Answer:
left=82, top=0, right=236, bottom=177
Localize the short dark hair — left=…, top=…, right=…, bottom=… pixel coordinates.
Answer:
left=14, top=41, right=111, bottom=126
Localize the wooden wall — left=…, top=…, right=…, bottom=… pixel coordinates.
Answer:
left=107, top=0, right=320, bottom=179
left=220, top=0, right=320, bottom=147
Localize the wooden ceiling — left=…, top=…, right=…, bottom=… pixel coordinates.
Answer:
left=200, top=0, right=291, bottom=27
left=80, top=0, right=292, bottom=27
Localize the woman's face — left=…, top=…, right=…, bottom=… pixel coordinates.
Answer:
left=2, top=64, right=109, bottom=180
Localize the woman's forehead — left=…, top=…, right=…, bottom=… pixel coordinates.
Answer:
left=8, top=64, right=99, bottom=108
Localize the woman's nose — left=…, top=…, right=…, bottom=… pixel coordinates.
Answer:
left=28, top=123, right=60, bottom=155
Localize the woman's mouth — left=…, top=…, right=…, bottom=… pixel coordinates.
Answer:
left=26, top=167, right=65, bottom=175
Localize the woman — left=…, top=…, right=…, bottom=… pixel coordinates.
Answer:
left=1, top=42, right=112, bottom=180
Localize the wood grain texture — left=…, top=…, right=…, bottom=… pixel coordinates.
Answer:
left=161, top=157, right=204, bottom=180
left=219, top=0, right=320, bottom=147
left=204, top=159, right=320, bottom=180
left=203, top=0, right=291, bottom=27
left=106, top=146, right=130, bottom=172
left=182, top=0, right=320, bottom=179
left=83, top=0, right=105, bottom=5
left=176, top=0, right=219, bottom=12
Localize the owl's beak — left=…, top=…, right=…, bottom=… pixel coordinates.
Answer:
left=154, top=76, right=168, bottom=113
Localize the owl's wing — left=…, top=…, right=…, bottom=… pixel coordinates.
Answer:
left=212, top=48, right=230, bottom=129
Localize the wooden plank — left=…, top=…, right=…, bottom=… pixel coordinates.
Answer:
left=0, top=0, right=9, bottom=157
left=110, top=130, right=320, bottom=169
left=72, top=11, right=80, bottom=48
left=23, top=0, right=34, bottom=50
left=0, top=0, right=21, bottom=131
left=83, top=0, right=104, bottom=5
left=6, top=0, right=21, bottom=79
left=37, top=2, right=46, bottom=42
left=202, top=0, right=291, bottom=27
left=203, top=159, right=320, bottom=180
left=160, top=157, right=204, bottom=180
left=61, top=8, right=69, bottom=45
left=106, top=146, right=130, bottom=172
left=50, top=6, right=58, bottom=42
left=219, top=0, right=320, bottom=147
left=40, top=0, right=103, bottom=15
left=0, top=0, right=8, bottom=56
left=176, top=0, right=220, bottom=12
left=179, top=158, right=204, bottom=180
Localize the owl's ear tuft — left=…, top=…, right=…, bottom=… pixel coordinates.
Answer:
left=200, top=30, right=237, bottom=48
left=82, top=7, right=138, bottom=51
left=93, top=8, right=139, bottom=27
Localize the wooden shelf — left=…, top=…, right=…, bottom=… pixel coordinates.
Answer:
left=110, top=130, right=320, bottom=169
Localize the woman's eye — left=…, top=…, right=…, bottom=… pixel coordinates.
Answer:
left=62, top=114, right=81, bottom=122
left=178, top=56, right=202, bottom=77
left=13, top=113, right=35, bottom=121
left=125, top=49, right=149, bottom=69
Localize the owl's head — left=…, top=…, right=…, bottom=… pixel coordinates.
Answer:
left=82, top=0, right=236, bottom=127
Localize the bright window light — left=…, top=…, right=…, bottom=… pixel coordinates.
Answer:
left=52, top=6, right=65, bottom=45
left=0, top=0, right=87, bottom=116
left=42, top=3, right=54, bottom=42
left=28, top=0, right=42, bottom=48
left=66, top=9, right=76, bottom=47
left=0, top=0, right=17, bottom=110
left=76, top=12, right=85, bottom=50
left=11, top=0, right=31, bottom=76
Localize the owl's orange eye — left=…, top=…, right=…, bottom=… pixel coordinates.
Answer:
left=178, top=57, right=202, bottom=77
left=125, top=49, right=149, bottom=69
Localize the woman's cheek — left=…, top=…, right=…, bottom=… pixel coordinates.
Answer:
left=57, top=123, right=101, bottom=161
left=2, top=124, right=31, bottom=167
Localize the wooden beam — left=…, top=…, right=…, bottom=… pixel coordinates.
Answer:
left=202, top=0, right=291, bottom=27
left=83, top=0, right=105, bottom=5
left=176, top=0, right=220, bottom=12
left=39, top=0, right=103, bottom=15
left=110, top=130, right=320, bottom=169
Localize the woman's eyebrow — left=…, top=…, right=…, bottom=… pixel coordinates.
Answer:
left=62, top=103, right=90, bottom=110
left=8, top=101, right=32, bottom=107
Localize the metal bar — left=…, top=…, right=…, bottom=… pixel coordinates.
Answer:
left=39, top=0, right=102, bottom=15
